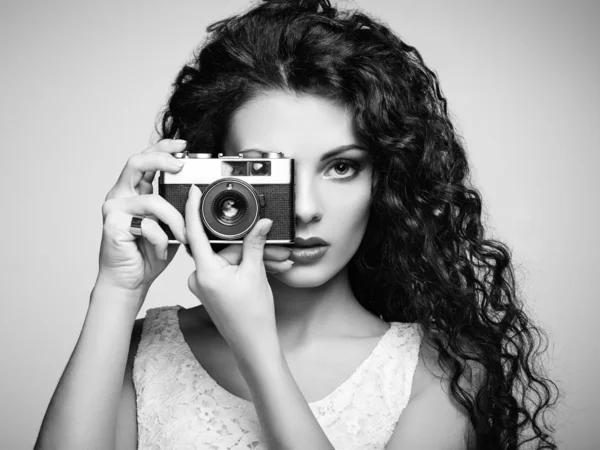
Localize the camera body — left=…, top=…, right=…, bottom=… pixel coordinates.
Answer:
left=158, top=151, right=295, bottom=244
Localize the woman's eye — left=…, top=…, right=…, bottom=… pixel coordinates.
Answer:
left=324, top=159, right=361, bottom=180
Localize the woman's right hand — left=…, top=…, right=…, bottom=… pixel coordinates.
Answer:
left=96, top=139, right=189, bottom=302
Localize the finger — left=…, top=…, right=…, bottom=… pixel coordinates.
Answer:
left=107, top=139, right=187, bottom=200
left=120, top=150, right=184, bottom=196
left=264, top=245, right=292, bottom=262
left=137, top=170, right=156, bottom=195
left=187, top=271, right=200, bottom=297
left=136, top=178, right=153, bottom=196
left=217, top=245, right=243, bottom=265
left=132, top=216, right=171, bottom=260
left=142, top=170, right=155, bottom=184
left=216, top=244, right=290, bottom=266
left=185, top=184, right=214, bottom=269
left=140, top=139, right=187, bottom=185
left=136, top=174, right=156, bottom=196
left=265, top=260, right=294, bottom=273
left=102, top=194, right=187, bottom=244
left=103, top=210, right=172, bottom=260
left=240, top=219, right=272, bottom=271
left=139, top=139, right=183, bottom=192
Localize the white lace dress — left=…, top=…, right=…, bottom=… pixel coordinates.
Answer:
left=133, top=306, right=422, bottom=449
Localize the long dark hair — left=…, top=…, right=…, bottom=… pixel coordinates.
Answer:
left=157, top=0, right=560, bottom=447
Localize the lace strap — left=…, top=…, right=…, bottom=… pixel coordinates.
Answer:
left=135, top=305, right=183, bottom=360
left=379, top=322, right=423, bottom=418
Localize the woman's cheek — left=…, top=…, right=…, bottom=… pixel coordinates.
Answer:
left=326, top=196, right=371, bottom=252
left=331, top=182, right=371, bottom=222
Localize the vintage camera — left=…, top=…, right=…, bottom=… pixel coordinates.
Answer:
left=158, top=151, right=295, bottom=244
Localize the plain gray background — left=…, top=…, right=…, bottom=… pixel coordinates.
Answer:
left=1, top=0, right=598, bottom=448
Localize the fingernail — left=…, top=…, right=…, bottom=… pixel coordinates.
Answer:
left=260, top=220, right=273, bottom=236
left=171, top=159, right=185, bottom=168
left=163, top=249, right=168, bottom=260
left=279, top=260, right=295, bottom=272
left=172, top=139, right=187, bottom=147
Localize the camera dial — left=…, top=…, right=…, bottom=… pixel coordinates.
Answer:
left=172, top=151, right=211, bottom=159
left=261, top=152, right=284, bottom=158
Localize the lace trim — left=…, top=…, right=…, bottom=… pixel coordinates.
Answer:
left=170, top=305, right=397, bottom=409
left=133, top=305, right=422, bottom=449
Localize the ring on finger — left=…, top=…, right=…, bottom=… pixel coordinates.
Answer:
left=130, top=215, right=146, bottom=237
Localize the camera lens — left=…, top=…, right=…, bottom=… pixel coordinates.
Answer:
left=200, top=178, right=260, bottom=240
left=213, top=191, right=247, bottom=226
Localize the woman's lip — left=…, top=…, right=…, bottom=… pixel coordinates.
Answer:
left=294, top=237, right=329, bottom=247
left=289, top=245, right=329, bottom=264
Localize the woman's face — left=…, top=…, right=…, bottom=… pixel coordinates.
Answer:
left=224, top=90, right=373, bottom=288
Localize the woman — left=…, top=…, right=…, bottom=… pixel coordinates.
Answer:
left=34, top=0, right=559, bottom=448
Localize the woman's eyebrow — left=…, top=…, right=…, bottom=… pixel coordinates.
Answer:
left=320, top=145, right=368, bottom=160
left=239, top=144, right=368, bottom=159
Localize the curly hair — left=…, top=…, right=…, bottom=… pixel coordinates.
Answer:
left=157, top=0, right=560, bottom=448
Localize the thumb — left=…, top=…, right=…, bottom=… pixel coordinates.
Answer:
left=240, top=219, right=272, bottom=271
left=216, top=244, right=243, bottom=266
left=187, top=271, right=200, bottom=295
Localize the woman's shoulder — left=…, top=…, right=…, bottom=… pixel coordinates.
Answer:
left=407, top=326, right=485, bottom=402
left=387, top=330, right=479, bottom=447
left=408, top=331, right=446, bottom=399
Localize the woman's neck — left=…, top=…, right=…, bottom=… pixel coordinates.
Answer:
left=268, top=267, right=382, bottom=350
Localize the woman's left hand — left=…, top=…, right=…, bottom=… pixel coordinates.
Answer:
left=184, top=184, right=284, bottom=356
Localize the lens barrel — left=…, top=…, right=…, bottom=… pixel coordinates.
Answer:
left=200, top=178, right=260, bottom=239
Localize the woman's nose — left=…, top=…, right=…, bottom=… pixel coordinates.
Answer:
left=294, top=175, right=323, bottom=225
